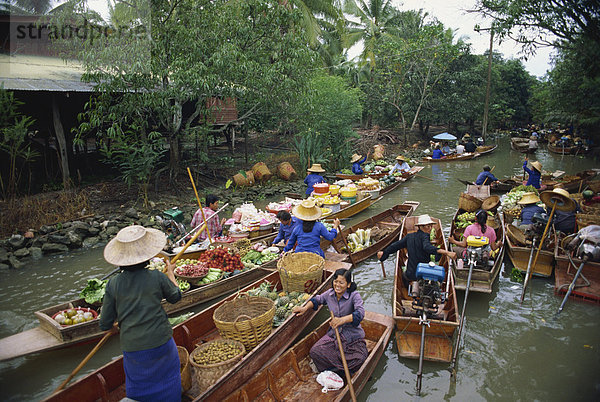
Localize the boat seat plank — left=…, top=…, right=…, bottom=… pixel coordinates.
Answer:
left=395, top=331, right=453, bottom=363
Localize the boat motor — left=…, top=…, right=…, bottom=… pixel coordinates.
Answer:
left=524, top=212, right=549, bottom=242
left=411, top=262, right=447, bottom=315
left=156, top=207, right=186, bottom=246
left=462, top=235, right=493, bottom=270
left=568, top=225, right=600, bottom=263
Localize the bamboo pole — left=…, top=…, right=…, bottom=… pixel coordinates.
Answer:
left=187, top=167, right=212, bottom=243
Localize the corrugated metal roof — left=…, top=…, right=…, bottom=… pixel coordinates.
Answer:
left=0, top=77, right=94, bottom=92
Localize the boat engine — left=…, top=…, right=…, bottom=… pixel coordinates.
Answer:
left=156, top=207, right=186, bottom=246
left=463, top=235, right=493, bottom=270
left=567, top=225, right=600, bottom=262
left=524, top=212, right=549, bottom=241
left=411, top=262, right=447, bottom=316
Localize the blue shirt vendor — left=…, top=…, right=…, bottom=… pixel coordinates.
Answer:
left=304, top=163, right=326, bottom=196
left=284, top=199, right=340, bottom=257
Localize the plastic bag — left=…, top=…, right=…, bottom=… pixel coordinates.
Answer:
left=316, top=370, right=344, bottom=393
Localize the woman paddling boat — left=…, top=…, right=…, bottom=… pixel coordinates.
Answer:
left=284, top=199, right=341, bottom=257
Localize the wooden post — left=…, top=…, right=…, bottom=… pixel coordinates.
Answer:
left=482, top=29, right=494, bottom=141
left=51, top=94, right=71, bottom=189
left=243, top=123, right=248, bottom=164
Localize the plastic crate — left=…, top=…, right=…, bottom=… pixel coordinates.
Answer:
left=163, top=208, right=184, bottom=223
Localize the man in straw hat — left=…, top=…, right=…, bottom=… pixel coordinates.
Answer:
left=100, top=225, right=182, bottom=401
left=377, top=215, right=456, bottom=287
left=284, top=199, right=340, bottom=257
left=350, top=150, right=370, bottom=175
left=475, top=164, right=498, bottom=185
left=389, top=155, right=410, bottom=175
left=528, top=135, right=538, bottom=151
left=542, top=186, right=580, bottom=234
left=522, top=157, right=543, bottom=189
left=517, top=192, right=546, bottom=231
left=304, top=163, right=326, bottom=196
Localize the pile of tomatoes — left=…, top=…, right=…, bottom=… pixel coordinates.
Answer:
left=197, top=247, right=244, bottom=272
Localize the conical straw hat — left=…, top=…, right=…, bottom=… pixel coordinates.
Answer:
left=104, top=225, right=166, bottom=266
left=307, top=163, right=325, bottom=173
left=530, top=161, right=542, bottom=172
left=415, top=214, right=435, bottom=226
left=517, top=192, right=541, bottom=205
left=292, top=199, right=322, bottom=221
left=396, top=155, right=405, bottom=161
left=351, top=154, right=362, bottom=163
left=540, top=188, right=576, bottom=212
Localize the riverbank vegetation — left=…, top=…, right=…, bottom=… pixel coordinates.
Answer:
left=1, top=0, right=598, bottom=236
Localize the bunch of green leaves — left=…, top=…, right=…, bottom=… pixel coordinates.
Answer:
left=80, top=278, right=108, bottom=304
left=293, top=129, right=330, bottom=173
left=510, top=267, right=524, bottom=283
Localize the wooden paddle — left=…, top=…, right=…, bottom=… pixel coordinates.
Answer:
left=416, top=174, right=434, bottom=181
left=481, top=166, right=496, bottom=186
left=379, top=260, right=387, bottom=278
left=53, top=330, right=114, bottom=394
left=187, top=167, right=212, bottom=244
left=329, top=310, right=357, bottom=402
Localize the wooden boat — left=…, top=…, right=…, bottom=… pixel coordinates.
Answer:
left=221, top=310, right=394, bottom=402
left=46, top=260, right=351, bottom=402
left=475, top=144, right=497, bottom=156
left=326, top=202, right=419, bottom=264
left=393, top=216, right=459, bottom=362
left=548, top=142, right=589, bottom=155
left=0, top=266, right=272, bottom=362
left=491, top=170, right=597, bottom=194
left=511, top=137, right=536, bottom=153
left=379, top=166, right=424, bottom=197
left=554, top=234, right=600, bottom=304
left=448, top=209, right=506, bottom=293
left=505, top=223, right=555, bottom=277
left=335, top=172, right=386, bottom=180
left=421, top=152, right=479, bottom=163
left=286, top=192, right=381, bottom=221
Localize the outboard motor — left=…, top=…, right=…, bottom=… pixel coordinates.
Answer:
left=526, top=212, right=548, bottom=240
left=462, top=235, right=493, bottom=270
left=156, top=207, right=186, bottom=246
left=411, top=262, right=447, bottom=315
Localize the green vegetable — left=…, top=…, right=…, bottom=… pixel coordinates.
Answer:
left=80, top=278, right=107, bottom=305
left=168, top=312, right=194, bottom=326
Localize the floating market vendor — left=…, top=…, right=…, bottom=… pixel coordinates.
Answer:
left=304, top=164, right=326, bottom=197
left=272, top=210, right=300, bottom=247
left=100, top=225, right=182, bottom=402
left=456, top=142, right=465, bottom=155
left=351, top=151, right=370, bottom=174
left=377, top=215, right=456, bottom=288
left=292, top=268, right=367, bottom=375
left=464, top=137, right=477, bottom=153
left=389, top=155, right=410, bottom=174
left=528, top=135, right=538, bottom=151
left=461, top=133, right=471, bottom=143
left=522, top=158, right=543, bottom=189
left=191, top=194, right=225, bottom=241
left=449, top=209, right=501, bottom=256
left=431, top=145, right=445, bottom=159
left=543, top=187, right=580, bottom=235
left=441, top=142, right=452, bottom=154
left=517, top=192, right=546, bottom=231
left=284, top=199, right=340, bottom=257
left=475, top=165, right=498, bottom=185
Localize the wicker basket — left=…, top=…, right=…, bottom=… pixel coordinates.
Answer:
left=503, top=206, right=522, bottom=223
left=178, top=346, right=192, bottom=392
left=507, top=224, right=527, bottom=246
left=213, top=296, right=275, bottom=350
left=276, top=252, right=325, bottom=293
left=576, top=213, right=600, bottom=230
left=189, top=339, right=245, bottom=393
left=458, top=192, right=483, bottom=212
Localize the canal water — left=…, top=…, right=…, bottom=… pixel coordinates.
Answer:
left=1, top=136, right=599, bottom=401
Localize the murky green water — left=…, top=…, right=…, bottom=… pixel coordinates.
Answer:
left=1, top=136, right=599, bottom=401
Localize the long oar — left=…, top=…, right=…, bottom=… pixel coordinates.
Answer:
left=379, top=260, right=387, bottom=278
left=187, top=167, right=213, bottom=244
left=450, top=251, right=476, bottom=379
left=557, top=254, right=589, bottom=316
left=173, top=206, right=228, bottom=246
left=416, top=310, right=429, bottom=395
left=330, top=310, right=357, bottom=402
left=519, top=237, right=537, bottom=303
left=416, top=174, right=434, bottom=181
left=520, top=202, right=559, bottom=303
left=53, top=330, right=114, bottom=394
left=482, top=166, right=496, bottom=186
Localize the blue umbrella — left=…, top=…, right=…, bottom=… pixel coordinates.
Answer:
left=432, top=132, right=457, bottom=141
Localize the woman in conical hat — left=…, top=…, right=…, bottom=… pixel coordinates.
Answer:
left=100, top=225, right=183, bottom=401
left=522, top=157, right=542, bottom=189
left=350, top=150, right=370, bottom=175
left=541, top=186, right=580, bottom=234
left=390, top=155, right=410, bottom=174
left=517, top=192, right=546, bottom=231
left=284, top=199, right=341, bottom=257
left=304, top=163, right=326, bottom=197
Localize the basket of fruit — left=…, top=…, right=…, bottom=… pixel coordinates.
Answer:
left=52, top=308, right=98, bottom=326
left=174, top=261, right=209, bottom=281
left=213, top=295, right=275, bottom=350
left=189, top=339, right=245, bottom=393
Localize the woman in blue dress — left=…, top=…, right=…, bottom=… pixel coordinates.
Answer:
left=304, top=164, right=326, bottom=196
left=522, top=158, right=542, bottom=189
left=284, top=199, right=340, bottom=257
left=350, top=151, right=370, bottom=174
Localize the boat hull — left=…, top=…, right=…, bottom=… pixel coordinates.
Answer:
left=505, top=229, right=555, bottom=277
left=554, top=243, right=600, bottom=304
left=422, top=152, right=478, bottom=162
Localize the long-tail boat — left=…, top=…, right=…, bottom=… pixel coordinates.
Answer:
left=505, top=223, right=555, bottom=277
left=393, top=216, right=459, bottom=363
left=475, top=144, right=498, bottom=156
left=421, top=152, right=479, bottom=163
left=379, top=166, right=424, bottom=196
left=554, top=232, right=600, bottom=304
left=0, top=264, right=273, bottom=362
left=448, top=209, right=506, bottom=293
left=511, top=137, right=536, bottom=153
left=548, top=142, right=590, bottom=155
left=324, top=202, right=419, bottom=264
left=335, top=172, right=386, bottom=180
left=45, top=260, right=351, bottom=402
left=221, top=310, right=394, bottom=402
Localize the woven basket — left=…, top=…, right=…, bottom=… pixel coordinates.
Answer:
left=458, top=192, right=483, bottom=212
left=213, top=296, right=275, bottom=350
left=507, top=225, right=527, bottom=246
left=482, top=195, right=500, bottom=211
left=276, top=252, right=325, bottom=293
left=503, top=206, right=521, bottom=222
left=178, top=346, right=192, bottom=392
left=576, top=214, right=600, bottom=230
left=189, top=339, right=245, bottom=393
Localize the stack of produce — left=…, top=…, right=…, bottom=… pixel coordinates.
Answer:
left=379, top=173, right=402, bottom=188
left=245, top=282, right=310, bottom=327
left=54, top=308, right=97, bottom=326
left=356, top=178, right=380, bottom=191
left=241, top=244, right=280, bottom=269
left=455, top=211, right=476, bottom=229
left=346, top=228, right=372, bottom=252
left=501, top=185, right=539, bottom=211
left=79, top=278, right=107, bottom=305
left=197, top=247, right=245, bottom=273
left=192, top=341, right=245, bottom=365
left=363, top=159, right=391, bottom=173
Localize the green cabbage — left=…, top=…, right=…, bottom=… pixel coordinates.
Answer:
left=79, top=278, right=107, bottom=304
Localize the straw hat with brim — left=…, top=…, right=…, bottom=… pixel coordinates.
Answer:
left=396, top=155, right=405, bottom=161
left=415, top=214, right=435, bottom=226
left=463, top=133, right=471, bottom=138
left=104, top=225, right=166, bottom=266
left=530, top=161, right=542, bottom=172
left=292, top=199, right=322, bottom=221
left=307, top=163, right=325, bottom=173
left=517, top=192, right=541, bottom=205
left=351, top=154, right=362, bottom=163
left=482, top=195, right=500, bottom=211
left=540, top=188, right=576, bottom=212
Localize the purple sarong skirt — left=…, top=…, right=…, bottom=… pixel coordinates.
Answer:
left=310, top=333, right=368, bottom=374
left=123, top=337, right=181, bottom=402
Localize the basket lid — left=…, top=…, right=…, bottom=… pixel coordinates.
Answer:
left=507, top=225, right=527, bottom=246
left=482, top=195, right=500, bottom=211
